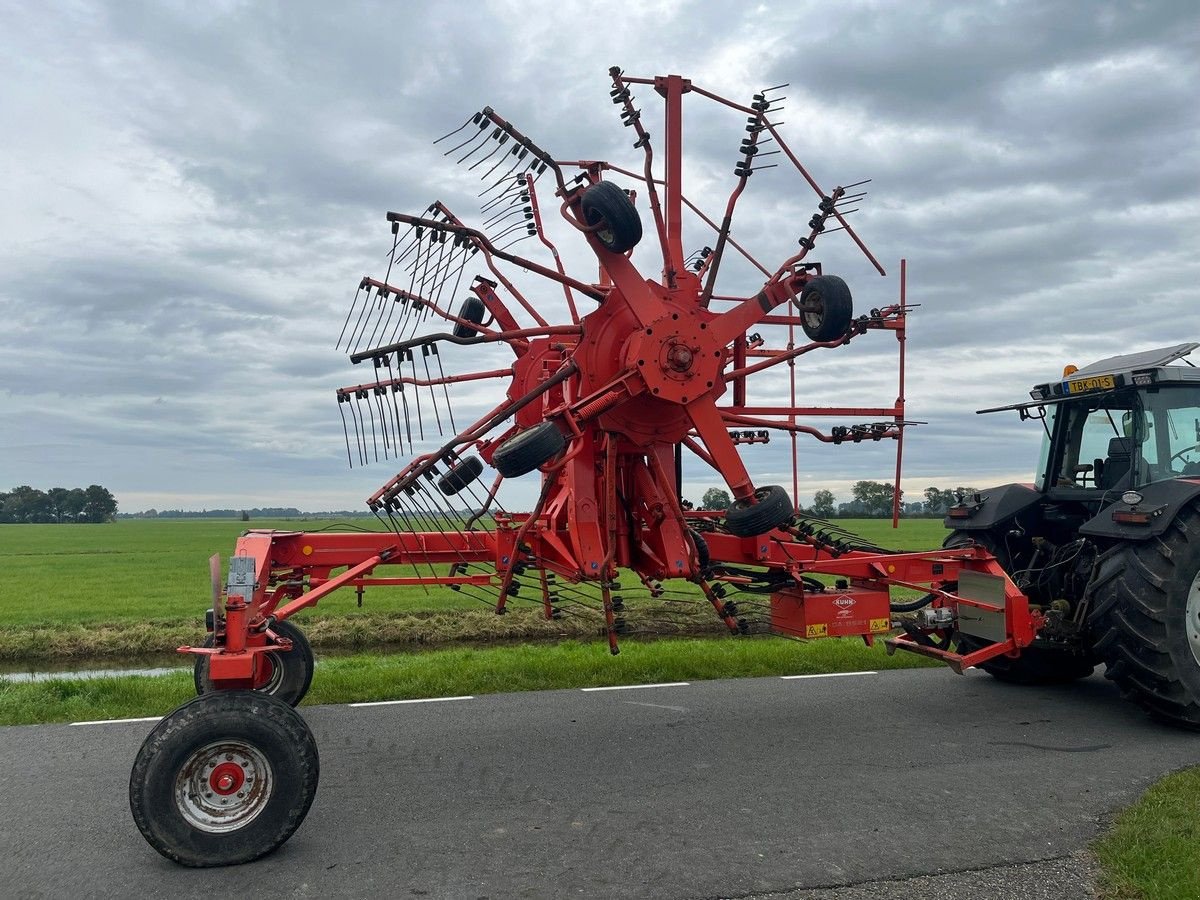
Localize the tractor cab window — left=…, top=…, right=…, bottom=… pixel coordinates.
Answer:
left=1053, top=390, right=1144, bottom=491
left=1140, top=386, right=1200, bottom=480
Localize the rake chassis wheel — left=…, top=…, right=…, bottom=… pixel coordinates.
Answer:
left=130, top=691, right=319, bottom=867
left=194, top=618, right=315, bottom=707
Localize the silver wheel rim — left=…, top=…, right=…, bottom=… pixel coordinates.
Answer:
left=1187, top=568, right=1200, bottom=667
left=174, top=740, right=274, bottom=833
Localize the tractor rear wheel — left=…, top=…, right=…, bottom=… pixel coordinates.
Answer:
left=1086, top=505, right=1200, bottom=729
left=130, top=691, right=319, bottom=867
left=945, top=531, right=1095, bottom=685
left=195, top=618, right=314, bottom=707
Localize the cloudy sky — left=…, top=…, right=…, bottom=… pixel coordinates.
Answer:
left=1, top=0, right=1196, bottom=514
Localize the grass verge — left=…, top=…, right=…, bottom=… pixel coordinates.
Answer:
left=1095, top=766, right=1200, bottom=900
left=0, top=635, right=936, bottom=726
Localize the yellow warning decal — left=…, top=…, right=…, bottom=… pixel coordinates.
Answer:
left=870, top=618, right=890, bottom=633
left=805, top=623, right=828, bottom=638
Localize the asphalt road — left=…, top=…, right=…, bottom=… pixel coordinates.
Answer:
left=2, top=668, right=1199, bottom=899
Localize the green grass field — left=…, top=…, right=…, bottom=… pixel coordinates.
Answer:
left=0, top=517, right=952, bottom=662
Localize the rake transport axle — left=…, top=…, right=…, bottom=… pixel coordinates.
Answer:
left=129, top=69, right=1044, bottom=867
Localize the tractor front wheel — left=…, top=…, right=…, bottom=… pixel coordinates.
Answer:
left=129, top=691, right=319, bottom=867
left=1087, top=505, right=1200, bottom=729
left=195, top=618, right=314, bottom=707
left=945, top=531, right=1095, bottom=685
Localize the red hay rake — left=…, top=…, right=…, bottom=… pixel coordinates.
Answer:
left=128, top=69, right=1041, bottom=867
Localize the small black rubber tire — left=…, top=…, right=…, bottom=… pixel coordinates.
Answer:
left=1086, top=504, right=1200, bottom=729
left=493, top=422, right=566, bottom=478
left=437, top=455, right=485, bottom=495
left=945, top=532, right=1095, bottom=685
left=725, top=485, right=794, bottom=537
left=796, top=275, right=853, bottom=342
left=129, top=691, right=319, bottom=867
left=452, top=296, right=486, bottom=339
left=194, top=618, right=314, bottom=707
left=580, top=181, right=642, bottom=253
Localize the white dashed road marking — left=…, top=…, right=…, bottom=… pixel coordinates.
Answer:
left=581, top=682, right=690, bottom=692
left=780, top=671, right=877, bottom=680
left=350, top=695, right=474, bottom=708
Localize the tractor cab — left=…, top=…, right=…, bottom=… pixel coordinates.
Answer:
left=980, top=342, right=1200, bottom=503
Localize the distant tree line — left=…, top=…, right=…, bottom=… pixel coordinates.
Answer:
left=696, top=481, right=981, bottom=520
left=117, top=508, right=370, bottom=519
left=0, top=485, right=118, bottom=524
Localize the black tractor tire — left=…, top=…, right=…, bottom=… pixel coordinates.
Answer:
left=580, top=181, right=642, bottom=253
left=796, top=275, right=853, bottom=342
left=725, top=485, right=794, bottom=537
left=493, top=422, right=566, bottom=478
left=1086, top=505, right=1200, bottom=729
left=945, top=531, right=1095, bottom=685
left=437, top=454, right=484, bottom=495
left=129, top=691, right=319, bottom=867
left=194, top=618, right=314, bottom=707
left=452, top=296, right=486, bottom=339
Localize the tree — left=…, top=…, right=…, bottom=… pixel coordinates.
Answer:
left=810, top=489, right=836, bottom=518
left=81, top=485, right=118, bottom=523
left=701, top=487, right=732, bottom=510
left=850, top=480, right=899, bottom=517
left=63, top=488, right=86, bottom=522
left=2, top=486, right=50, bottom=523
left=923, top=487, right=955, bottom=515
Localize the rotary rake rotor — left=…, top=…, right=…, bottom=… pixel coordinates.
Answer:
left=129, top=68, right=1046, bottom=868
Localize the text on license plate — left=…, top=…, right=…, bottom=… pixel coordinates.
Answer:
left=1066, top=375, right=1115, bottom=393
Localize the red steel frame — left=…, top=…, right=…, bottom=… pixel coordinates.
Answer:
left=189, top=71, right=1042, bottom=687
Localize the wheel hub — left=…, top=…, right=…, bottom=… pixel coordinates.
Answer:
left=175, top=740, right=274, bottom=834
left=1186, top=569, right=1200, bottom=668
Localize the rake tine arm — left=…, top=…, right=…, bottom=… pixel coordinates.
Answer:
left=608, top=67, right=669, bottom=275
left=350, top=324, right=581, bottom=365
left=478, top=106, right=566, bottom=195
left=387, top=212, right=603, bottom=300
left=722, top=331, right=855, bottom=382
left=525, top=173, right=579, bottom=324
left=336, top=368, right=511, bottom=396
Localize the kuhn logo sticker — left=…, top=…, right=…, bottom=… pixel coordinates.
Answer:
left=833, top=595, right=855, bottom=608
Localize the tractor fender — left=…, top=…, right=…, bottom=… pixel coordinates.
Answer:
left=940, top=483, right=1041, bottom=532
left=1079, top=478, right=1200, bottom=541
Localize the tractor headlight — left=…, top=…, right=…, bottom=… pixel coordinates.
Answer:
left=1121, top=490, right=1143, bottom=506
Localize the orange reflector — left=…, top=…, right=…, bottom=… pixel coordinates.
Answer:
left=302, top=545, right=314, bottom=556
left=1063, top=364, right=1078, bottom=376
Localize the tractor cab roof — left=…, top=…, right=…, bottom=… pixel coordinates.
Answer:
left=979, top=342, right=1200, bottom=416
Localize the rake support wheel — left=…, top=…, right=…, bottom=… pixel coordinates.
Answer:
left=129, top=691, right=319, bottom=867
left=493, top=422, right=566, bottom=478
left=437, top=454, right=485, bottom=495
left=452, top=296, right=486, bottom=339
left=725, top=485, right=794, bottom=537
left=797, top=275, right=853, bottom=342
left=194, top=618, right=314, bottom=707
left=580, top=181, right=642, bottom=253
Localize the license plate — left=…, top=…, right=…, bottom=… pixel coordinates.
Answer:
left=1066, top=374, right=1115, bottom=393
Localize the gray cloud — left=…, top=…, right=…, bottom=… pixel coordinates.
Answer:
left=0, top=0, right=1196, bottom=513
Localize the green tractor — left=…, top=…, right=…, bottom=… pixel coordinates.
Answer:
left=945, top=342, right=1200, bottom=728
